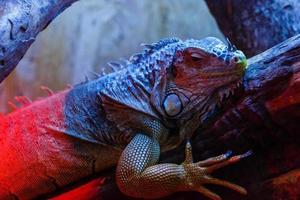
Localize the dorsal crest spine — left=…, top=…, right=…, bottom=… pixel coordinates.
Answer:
left=130, top=38, right=181, bottom=64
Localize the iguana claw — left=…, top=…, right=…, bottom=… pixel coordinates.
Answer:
left=181, top=142, right=251, bottom=200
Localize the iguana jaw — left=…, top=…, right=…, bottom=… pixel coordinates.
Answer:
left=217, top=78, right=243, bottom=106
left=216, top=53, right=247, bottom=104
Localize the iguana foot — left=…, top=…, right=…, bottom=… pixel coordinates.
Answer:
left=180, top=142, right=252, bottom=200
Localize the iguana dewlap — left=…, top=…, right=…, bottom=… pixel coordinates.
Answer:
left=0, top=37, right=249, bottom=200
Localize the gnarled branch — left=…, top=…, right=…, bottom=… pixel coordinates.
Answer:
left=205, top=0, right=300, bottom=57
left=0, top=0, right=79, bottom=83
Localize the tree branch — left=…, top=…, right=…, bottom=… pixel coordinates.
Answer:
left=205, top=0, right=300, bottom=57
left=0, top=0, right=79, bottom=83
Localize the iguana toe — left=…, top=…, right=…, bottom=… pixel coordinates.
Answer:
left=180, top=142, right=251, bottom=199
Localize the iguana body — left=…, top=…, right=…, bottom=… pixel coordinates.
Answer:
left=0, top=37, right=248, bottom=200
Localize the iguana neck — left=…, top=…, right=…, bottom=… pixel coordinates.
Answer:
left=63, top=78, right=126, bottom=146
left=62, top=57, right=167, bottom=147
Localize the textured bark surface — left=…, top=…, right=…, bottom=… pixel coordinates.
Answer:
left=52, top=35, right=300, bottom=200
left=205, top=0, right=300, bottom=57
left=0, top=0, right=79, bottom=83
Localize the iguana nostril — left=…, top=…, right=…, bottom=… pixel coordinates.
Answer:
left=233, top=57, right=239, bottom=63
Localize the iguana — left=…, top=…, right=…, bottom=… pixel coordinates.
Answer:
left=0, top=37, right=249, bottom=200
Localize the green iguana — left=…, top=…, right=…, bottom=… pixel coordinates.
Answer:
left=0, top=37, right=249, bottom=200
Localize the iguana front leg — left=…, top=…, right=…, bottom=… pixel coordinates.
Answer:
left=116, top=132, right=251, bottom=199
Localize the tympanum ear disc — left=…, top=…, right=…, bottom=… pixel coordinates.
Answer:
left=163, top=93, right=182, bottom=117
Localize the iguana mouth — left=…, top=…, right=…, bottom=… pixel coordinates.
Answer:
left=218, top=79, right=244, bottom=106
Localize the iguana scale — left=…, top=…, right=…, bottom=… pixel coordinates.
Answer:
left=0, top=37, right=249, bottom=200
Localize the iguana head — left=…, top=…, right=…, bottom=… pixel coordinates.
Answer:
left=159, top=37, right=247, bottom=123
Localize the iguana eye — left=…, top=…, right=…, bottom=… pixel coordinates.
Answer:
left=190, top=53, right=202, bottom=62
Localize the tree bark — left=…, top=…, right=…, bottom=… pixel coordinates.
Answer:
left=52, top=34, right=300, bottom=200
left=205, top=0, right=300, bottom=57
left=0, top=0, right=79, bottom=83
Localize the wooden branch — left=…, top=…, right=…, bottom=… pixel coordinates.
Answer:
left=52, top=35, right=300, bottom=200
left=0, top=0, right=79, bottom=83
left=205, top=0, right=300, bottom=57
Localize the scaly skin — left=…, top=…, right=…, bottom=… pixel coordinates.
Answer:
left=0, top=90, right=122, bottom=199
left=0, top=37, right=248, bottom=199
